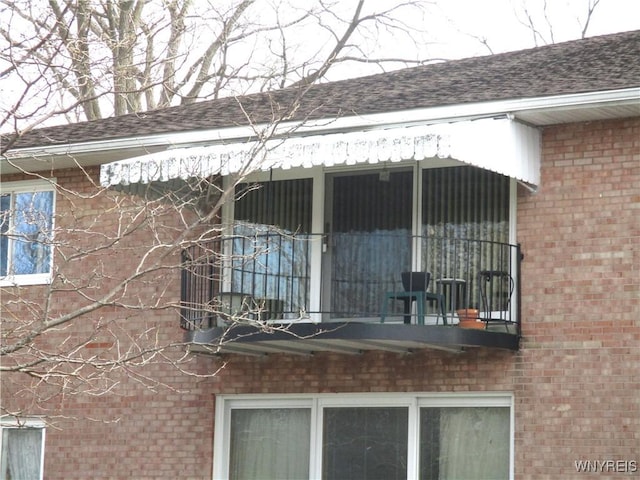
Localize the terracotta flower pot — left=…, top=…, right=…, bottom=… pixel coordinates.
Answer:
left=456, top=309, right=485, bottom=329
left=458, top=319, right=486, bottom=329
left=456, top=308, right=479, bottom=319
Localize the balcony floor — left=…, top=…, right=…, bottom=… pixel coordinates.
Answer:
left=184, top=322, right=520, bottom=356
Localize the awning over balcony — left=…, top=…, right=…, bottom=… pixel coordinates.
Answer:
left=100, top=117, right=541, bottom=193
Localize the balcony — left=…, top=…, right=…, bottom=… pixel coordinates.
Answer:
left=180, top=232, right=522, bottom=355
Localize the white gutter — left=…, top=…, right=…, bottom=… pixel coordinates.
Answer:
left=4, top=87, right=639, bottom=160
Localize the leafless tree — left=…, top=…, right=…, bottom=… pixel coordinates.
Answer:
left=0, top=0, right=436, bottom=419
left=0, top=0, right=432, bottom=137
left=0, top=0, right=612, bottom=419
left=512, top=0, right=603, bottom=47
left=0, top=74, right=336, bottom=419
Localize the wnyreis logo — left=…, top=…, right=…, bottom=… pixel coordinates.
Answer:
left=575, top=460, right=637, bottom=473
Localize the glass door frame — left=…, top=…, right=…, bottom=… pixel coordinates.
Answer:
left=321, top=165, right=417, bottom=321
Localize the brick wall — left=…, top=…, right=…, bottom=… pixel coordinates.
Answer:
left=196, top=117, right=639, bottom=478
left=514, top=117, right=640, bottom=477
left=2, top=117, right=638, bottom=479
left=1, top=167, right=218, bottom=479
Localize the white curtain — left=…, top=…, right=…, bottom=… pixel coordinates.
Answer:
left=1, top=428, right=43, bottom=480
left=229, top=408, right=310, bottom=480
left=437, top=407, right=509, bottom=480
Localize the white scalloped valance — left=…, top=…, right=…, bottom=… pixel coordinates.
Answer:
left=100, top=118, right=540, bottom=191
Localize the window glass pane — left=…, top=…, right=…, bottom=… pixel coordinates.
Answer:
left=231, top=224, right=310, bottom=317
left=330, top=171, right=413, bottom=317
left=0, top=194, right=10, bottom=276
left=235, top=179, right=312, bottom=233
left=420, top=407, right=509, bottom=480
left=229, top=408, right=310, bottom=480
left=322, top=407, right=408, bottom=480
left=1, top=428, right=43, bottom=480
left=421, top=167, right=510, bottom=309
left=12, top=191, right=54, bottom=275
left=233, top=179, right=313, bottom=317
left=422, top=166, right=509, bottom=242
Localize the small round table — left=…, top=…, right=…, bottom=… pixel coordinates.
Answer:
left=436, top=278, right=467, bottom=324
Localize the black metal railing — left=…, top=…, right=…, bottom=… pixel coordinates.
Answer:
left=180, top=232, right=318, bottom=329
left=180, top=232, right=521, bottom=336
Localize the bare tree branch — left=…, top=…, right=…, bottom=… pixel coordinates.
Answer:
left=1, top=0, right=436, bottom=131
left=580, top=0, right=602, bottom=39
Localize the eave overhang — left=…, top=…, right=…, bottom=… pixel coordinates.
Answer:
left=4, top=88, right=637, bottom=178
left=185, top=323, right=520, bottom=356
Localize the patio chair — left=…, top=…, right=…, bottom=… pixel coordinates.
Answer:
left=478, top=270, right=514, bottom=331
left=381, top=271, right=447, bottom=325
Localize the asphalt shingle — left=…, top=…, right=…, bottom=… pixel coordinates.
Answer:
left=6, top=29, right=640, bottom=150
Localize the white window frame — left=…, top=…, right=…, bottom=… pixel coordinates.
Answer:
left=0, top=417, right=46, bottom=480
left=0, top=179, right=56, bottom=287
left=213, top=392, right=514, bottom=479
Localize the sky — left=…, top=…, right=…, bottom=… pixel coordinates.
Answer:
left=321, top=0, right=640, bottom=83
left=382, top=0, right=639, bottom=62
left=430, top=0, right=640, bottom=57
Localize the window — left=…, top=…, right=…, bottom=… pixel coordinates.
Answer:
left=215, top=393, right=513, bottom=479
left=229, top=408, right=311, bottom=479
left=419, top=407, right=510, bottom=479
left=232, top=179, right=313, bottom=317
left=0, top=180, right=55, bottom=286
left=0, top=418, right=45, bottom=480
left=323, top=406, right=408, bottom=479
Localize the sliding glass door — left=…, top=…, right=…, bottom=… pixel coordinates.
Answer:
left=323, top=170, right=413, bottom=318
left=420, top=166, right=511, bottom=311
left=227, top=165, right=511, bottom=320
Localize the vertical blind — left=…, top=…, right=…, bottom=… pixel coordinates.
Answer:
left=232, top=179, right=313, bottom=316
left=227, top=168, right=511, bottom=317
left=332, top=171, right=413, bottom=233
left=330, top=171, right=413, bottom=316
left=234, top=178, right=312, bottom=233
left=422, top=166, right=509, bottom=243
left=421, top=166, right=510, bottom=310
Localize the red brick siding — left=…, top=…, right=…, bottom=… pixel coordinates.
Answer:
left=1, top=117, right=638, bottom=478
left=515, top=117, right=640, bottom=477
left=1, top=167, right=216, bottom=479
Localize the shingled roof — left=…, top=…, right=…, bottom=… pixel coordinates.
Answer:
left=7, top=29, right=640, bottom=150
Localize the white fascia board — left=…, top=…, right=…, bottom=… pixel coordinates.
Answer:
left=293, top=87, right=640, bottom=132
left=5, top=87, right=638, bottom=160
